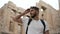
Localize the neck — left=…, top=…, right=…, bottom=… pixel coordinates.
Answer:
left=33, top=15, right=39, bottom=20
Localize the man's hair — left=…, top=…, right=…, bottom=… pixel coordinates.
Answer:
left=30, top=6, right=39, bottom=12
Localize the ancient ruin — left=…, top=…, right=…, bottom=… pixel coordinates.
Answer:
left=0, top=0, right=60, bottom=34
left=36, top=0, right=60, bottom=34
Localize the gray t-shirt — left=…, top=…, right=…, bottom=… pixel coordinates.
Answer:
left=21, top=16, right=49, bottom=34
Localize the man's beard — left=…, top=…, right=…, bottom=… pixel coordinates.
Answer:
left=31, top=14, right=37, bottom=18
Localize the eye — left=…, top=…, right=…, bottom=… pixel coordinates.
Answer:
left=31, top=10, right=34, bottom=11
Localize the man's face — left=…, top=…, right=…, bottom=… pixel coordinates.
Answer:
left=30, top=9, right=37, bottom=17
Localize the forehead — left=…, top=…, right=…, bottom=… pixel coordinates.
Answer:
left=30, top=8, right=35, bottom=10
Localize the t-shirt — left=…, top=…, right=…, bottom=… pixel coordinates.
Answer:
left=21, top=16, right=49, bottom=34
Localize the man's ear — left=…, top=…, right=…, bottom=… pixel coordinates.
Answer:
left=36, top=11, right=39, bottom=15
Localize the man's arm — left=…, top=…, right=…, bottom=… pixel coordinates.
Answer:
left=12, top=9, right=30, bottom=23
left=45, top=30, right=49, bottom=34
left=44, top=20, right=49, bottom=34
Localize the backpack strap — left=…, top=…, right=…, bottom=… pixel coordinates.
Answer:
left=40, top=19, right=46, bottom=34
left=26, top=17, right=46, bottom=34
left=26, top=18, right=32, bottom=34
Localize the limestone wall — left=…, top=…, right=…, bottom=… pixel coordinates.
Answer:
left=0, top=1, right=25, bottom=34
left=36, top=0, right=60, bottom=34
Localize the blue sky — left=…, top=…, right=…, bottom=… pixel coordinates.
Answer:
left=0, top=0, right=59, bottom=10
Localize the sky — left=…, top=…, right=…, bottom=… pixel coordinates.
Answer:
left=0, top=0, right=59, bottom=10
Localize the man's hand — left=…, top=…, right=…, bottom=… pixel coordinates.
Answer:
left=16, top=9, right=30, bottom=19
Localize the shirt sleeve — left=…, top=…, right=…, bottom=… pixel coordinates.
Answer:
left=44, top=20, right=49, bottom=31
left=21, top=16, right=29, bottom=23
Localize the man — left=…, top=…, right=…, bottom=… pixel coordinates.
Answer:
left=12, top=6, right=49, bottom=34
